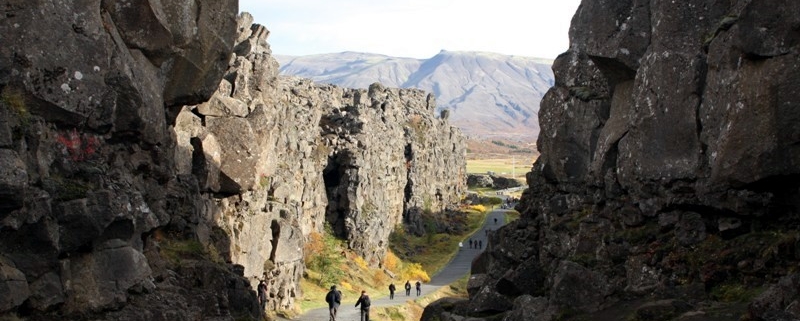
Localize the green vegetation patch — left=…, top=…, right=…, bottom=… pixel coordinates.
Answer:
left=467, top=158, right=530, bottom=180
left=160, top=238, right=224, bottom=266
left=390, top=209, right=485, bottom=275
left=504, top=210, right=520, bottom=223
left=710, top=282, right=763, bottom=303
left=1, top=86, right=29, bottom=124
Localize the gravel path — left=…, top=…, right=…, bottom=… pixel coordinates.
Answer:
left=285, top=209, right=507, bottom=321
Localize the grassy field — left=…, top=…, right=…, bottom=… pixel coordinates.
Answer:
left=466, top=158, right=533, bottom=181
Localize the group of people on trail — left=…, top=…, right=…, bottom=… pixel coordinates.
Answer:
left=324, top=279, right=426, bottom=321
left=325, top=286, right=372, bottom=321
left=388, top=279, right=425, bottom=301
left=468, top=238, right=483, bottom=249
left=395, top=280, right=422, bottom=297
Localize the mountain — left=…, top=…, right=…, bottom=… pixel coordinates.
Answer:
left=275, top=50, right=554, bottom=141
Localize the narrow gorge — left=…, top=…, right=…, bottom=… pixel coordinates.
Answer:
left=0, top=2, right=464, bottom=320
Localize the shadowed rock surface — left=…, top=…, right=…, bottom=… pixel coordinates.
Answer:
left=0, top=3, right=465, bottom=320
left=423, top=0, right=800, bottom=320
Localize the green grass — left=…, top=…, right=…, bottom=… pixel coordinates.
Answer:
left=467, top=158, right=530, bottom=180
left=505, top=210, right=520, bottom=223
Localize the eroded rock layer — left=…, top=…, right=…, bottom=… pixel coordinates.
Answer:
left=424, top=1, right=800, bottom=320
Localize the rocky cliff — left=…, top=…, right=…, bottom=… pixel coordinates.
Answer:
left=0, top=2, right=465, bottom=319
left=174, top=12, right=466, bottom=310
left=424, top=1, right=800, bottom=320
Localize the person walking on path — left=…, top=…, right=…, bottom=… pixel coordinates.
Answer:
left=478, top=240, right=482, bottom=249
left=469, top=238, right=473, bottom=249
left=355, top=290, right=371, bottom=321
left=458, top=241, right=463, bottom=250
left=325, top=285, right=342, bottom=321
left=415, top=281, right=421, bottom=296
left=388, top=283, right=396, bottom=299
left=257, top=280, right=268, bottom=311
left=405, top=280, right=411, bottom=296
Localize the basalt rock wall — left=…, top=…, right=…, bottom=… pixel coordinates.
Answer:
left=424, top=0, right=800, bottom=320
left=174, top=14, right=466, bottom=311
left=0, top=3, right=465, bottom=320
left=0, top=0, right=249, bottom=319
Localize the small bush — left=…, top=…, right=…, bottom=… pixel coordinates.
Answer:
left=469, top=204, right=487, bottom=213
left=340, top=281, right=354, bottom=291
left=354, top=256, right=368, bottom=270
left=371, top=269, right=389, bottom=285
left=383, top=251, right=399, bottom=271
left=400, top=263, right=430, bottom=282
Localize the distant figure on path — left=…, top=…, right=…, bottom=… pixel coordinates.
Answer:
left=257, top=280, right=268, bottom=310
left=469, top=239, right=473, bottom=249
left=388, top=283, right=396, bottom=299
left=494, top=217, right=498, bottom=224
left=415, top=280, right=421, bottom=296
left=405, top=280, right=411, bottom=296
left=325, top=285, right=342, bottom=321
left=355, top=290, right=371, bottom=321
left=478, top=240, right=482, bottom=249
left=458, top=241, right=463, bottom=250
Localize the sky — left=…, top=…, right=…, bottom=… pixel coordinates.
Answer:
left=238, top=0, right=582, bottom=59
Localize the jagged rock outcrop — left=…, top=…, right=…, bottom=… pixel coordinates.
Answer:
left=467, top=174, right=523, bottom=190
left=424, top=0, right=800, bottom=320
left=173, top=13, right=465, bottom=310
left=0, top=3, right=465, bottom=320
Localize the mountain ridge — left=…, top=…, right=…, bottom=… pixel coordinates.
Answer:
left=275, top=50, right=554, bottom=140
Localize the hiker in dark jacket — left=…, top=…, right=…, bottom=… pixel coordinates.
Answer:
left=404, top=280, right=411, bottom=296
left=388, top=283, right=396, bottom=299
left=325, top=285, right=342, bottom=321
left=355, top=290, right=371, bottom=321
left=415, top=280, right=422, bottom=296
left=257, top=280, right=268, bottom=310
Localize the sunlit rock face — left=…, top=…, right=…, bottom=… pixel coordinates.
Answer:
left=174, top=13, right=466, bottom=310
left=423, top=0, right=800, bottom=320
left=0, top=2, right=466, bottom=319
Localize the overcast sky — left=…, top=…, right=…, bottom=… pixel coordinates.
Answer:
left=239, top=0, right=582, bottom=59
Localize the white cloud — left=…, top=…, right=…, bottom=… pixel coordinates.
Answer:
left=240, top=0, right=581, bottom=59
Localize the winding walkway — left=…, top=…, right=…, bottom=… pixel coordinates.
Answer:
left=286, top=209, right=507, bottom=321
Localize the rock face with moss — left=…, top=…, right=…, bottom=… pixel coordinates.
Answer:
left=173, top=13, right=466, bottom=310
left=423, top=1, right=800, bottom=320
left=0, top=3, right=465, bottom=321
